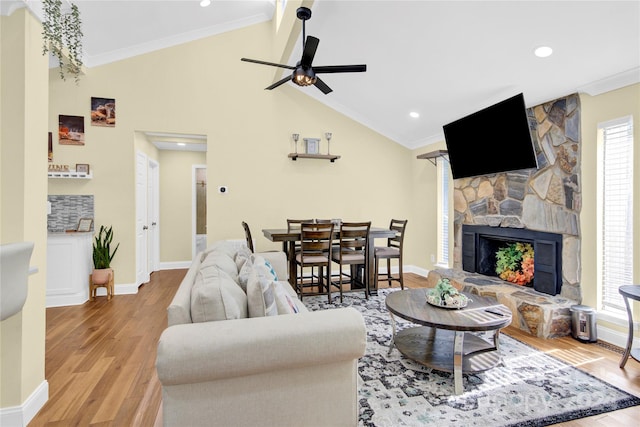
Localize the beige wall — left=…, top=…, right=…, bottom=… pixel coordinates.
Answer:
left=0, top=8, right=48, bottom=407
left=47, top=13, right=416, bottom=285
left=580, top=83, right=640, bottom=330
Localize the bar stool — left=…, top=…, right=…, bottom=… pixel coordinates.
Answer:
left=373, top=219, right=408, bottom=293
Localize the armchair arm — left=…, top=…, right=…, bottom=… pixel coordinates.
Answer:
left=156, top=307, right=366, bottom=386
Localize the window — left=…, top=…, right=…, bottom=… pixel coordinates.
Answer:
left=600, top=116, right=634, bottom=312
left=437, top=156, right=450, bottom=266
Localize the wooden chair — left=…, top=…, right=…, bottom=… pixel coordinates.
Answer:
left=373, top=219, right=408, bottom=292
left=295, top=222, right=335, bottom=303
left=89, top=270, right=114, bottom=301
left=331, top=221, right=371, bottom=302
left=241, top=221, right=255, bottom=252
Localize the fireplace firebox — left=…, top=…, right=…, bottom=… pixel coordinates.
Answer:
left=462, top=224, right=563, bottom=296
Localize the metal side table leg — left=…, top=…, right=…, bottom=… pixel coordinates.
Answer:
left=388, top=313, right=397, bottom=355
left=454, top=331, right=464, bottom=395
left=620, top=294, right=634, bottom=368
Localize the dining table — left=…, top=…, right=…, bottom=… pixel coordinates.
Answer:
left=262, top=226, right=397, bottom=296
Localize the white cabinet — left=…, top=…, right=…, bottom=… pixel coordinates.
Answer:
left=46, top=233, right=93, bottom=307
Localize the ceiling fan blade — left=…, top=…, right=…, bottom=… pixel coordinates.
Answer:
left=265, top=75, right=292, bottom=90
left=313, top=64, right=367, bottom=74
left=314, top=77, right=333, bottom=95
left=241, top=58, right=295, bottom=70
left=300, top=36, right=319, bottom=68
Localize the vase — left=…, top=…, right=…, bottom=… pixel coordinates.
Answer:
left=92, top=268, right=112, bottom=285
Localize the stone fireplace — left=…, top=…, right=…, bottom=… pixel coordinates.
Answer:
left=451, top=93, right=582, bottom=303
left=427, top=93, right=583, bottom=339
left=462, top=224, right=563, bottom=296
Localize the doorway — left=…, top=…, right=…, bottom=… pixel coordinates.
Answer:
left=193, top=165, right=207, bottom=257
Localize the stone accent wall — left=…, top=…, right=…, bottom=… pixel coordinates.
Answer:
left=452, top=94, right=581, bottom=302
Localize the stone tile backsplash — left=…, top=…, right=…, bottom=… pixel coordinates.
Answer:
left=48, top=195, right=94, bottom=232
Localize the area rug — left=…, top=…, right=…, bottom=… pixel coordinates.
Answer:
left=302, top=289, right=640, bottom=427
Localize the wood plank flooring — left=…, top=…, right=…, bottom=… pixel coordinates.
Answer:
left=28, top=270, right=640, bottom=426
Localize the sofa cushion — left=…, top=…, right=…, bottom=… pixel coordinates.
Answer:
left=202, top=251, right=238, bottom=280
left=246, top=268, right=278, bottom=317
left=191, top=265, right=247, bottom=323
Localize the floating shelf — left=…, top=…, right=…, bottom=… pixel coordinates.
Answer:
left=288, top=153, right=341, bottom=163
left=48, top=171, right=92, bottom=179
left=416, top=149, right=448, bottom=166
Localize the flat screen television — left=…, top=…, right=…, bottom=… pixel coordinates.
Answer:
left=442, top=93, right=538, bottom=179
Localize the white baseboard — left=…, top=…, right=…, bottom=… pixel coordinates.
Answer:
left=46, top=283, right=138, bottom=307
left=0, top=380, right=48, bottom=427
left=159, top=261, right=191, bottom=270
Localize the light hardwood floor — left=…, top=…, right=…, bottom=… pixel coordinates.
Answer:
left=28, top=270, right=640, bottom=426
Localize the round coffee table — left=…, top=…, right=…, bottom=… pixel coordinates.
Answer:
left=385, top=288, right=512, bottom=395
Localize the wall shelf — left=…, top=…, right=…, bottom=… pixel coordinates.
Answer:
left=416, top=149, right=448, bottom=166
left=288, top=153, right=341, bottom=163
left=48, top=171, right=92, bottom=179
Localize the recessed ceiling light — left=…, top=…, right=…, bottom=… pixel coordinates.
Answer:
left=409, top=111, right=420, bottom=118
left=200, top=0, right=211, bottom=7
left=177, top=142, right=186, bottom=146
left=534, top=46, right=553, bottom=58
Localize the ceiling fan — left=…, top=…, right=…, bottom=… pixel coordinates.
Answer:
left=240, top=7, right=366, bottom=94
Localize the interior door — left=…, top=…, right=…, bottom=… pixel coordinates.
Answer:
left=136, top=151, right=149, bottom=285
left=148, top=159, right=160, bottom=273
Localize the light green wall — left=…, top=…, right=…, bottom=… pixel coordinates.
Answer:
left=580, top=83, right=640, bottom=331
left=0, top=8, right=48, bottom=407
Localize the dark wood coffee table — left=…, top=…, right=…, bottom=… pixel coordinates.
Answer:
left=385, top=288, right=512, bottom=395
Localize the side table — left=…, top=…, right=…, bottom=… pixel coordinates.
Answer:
left=619, top=285, right=640, bottom=368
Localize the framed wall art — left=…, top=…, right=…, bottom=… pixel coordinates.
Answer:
left=75, top=163, right=90, bottom=174
left=91, top=97, right=116, bottom=127
left=59, top=115, right=85, bottom=145
left=304, top=138, right=320, bottom=155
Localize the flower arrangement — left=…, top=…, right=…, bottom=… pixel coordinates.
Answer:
left=495, top=242, right=534, bottom=286
left=427, top=278, right=469, bottom=308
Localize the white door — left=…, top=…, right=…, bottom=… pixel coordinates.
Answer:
left=136, top=151, right=150, bottom=286
left=148, top=160, right=160, bottom=273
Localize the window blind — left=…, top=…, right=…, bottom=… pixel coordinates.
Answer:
left=437, top=156, right=450, bottom=265
left=601, top=116, right=634, bottom=312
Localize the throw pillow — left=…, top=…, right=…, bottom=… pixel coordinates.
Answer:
left=271, top=281, right=299, bottom=314
left=235, top=246, right=253, bottom=270
left=202, top=251, right=238, bottom=281
left=251, top=255, right=277, bottom=282
left=237, top=255, right=254, bottom=292
left=190, top=265, right=248, bottom=322
left=246, top=268, right=278, bottom=317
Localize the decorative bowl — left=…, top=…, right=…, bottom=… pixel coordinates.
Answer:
left=426, top=293, right=469, bottom=309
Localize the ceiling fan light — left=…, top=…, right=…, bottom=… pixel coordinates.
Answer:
left=292, top=68, right=317, bottom=87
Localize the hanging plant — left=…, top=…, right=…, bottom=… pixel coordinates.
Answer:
left=42, top=0, right=83, bottom=83
left=495, top=242, right=535, bottom=286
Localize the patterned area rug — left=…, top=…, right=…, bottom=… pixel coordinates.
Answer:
left=302, top=289, right=640, bottom=427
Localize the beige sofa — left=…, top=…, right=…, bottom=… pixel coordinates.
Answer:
left=156, top=241, right=367, bottom=427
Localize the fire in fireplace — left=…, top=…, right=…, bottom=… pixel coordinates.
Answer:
left=462, top=224, right=563, bottom=296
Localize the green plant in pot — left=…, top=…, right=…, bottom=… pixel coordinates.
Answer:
left=92, top=225, right=119, bottom=285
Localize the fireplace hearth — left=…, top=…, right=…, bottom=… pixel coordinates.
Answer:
left=462, top=224, right=563, bottom=296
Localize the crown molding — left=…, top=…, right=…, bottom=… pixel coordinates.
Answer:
left=577, top=67, right=640, bottom=96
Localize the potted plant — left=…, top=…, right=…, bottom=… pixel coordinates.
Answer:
left=92, top=225, right=119, bottom=285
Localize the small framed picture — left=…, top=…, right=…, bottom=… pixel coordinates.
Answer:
left=304, top=138, right=320, bottom=155
left=76, top=163, right=90, bottom=174
left=77, top=218, right=93, bottom=232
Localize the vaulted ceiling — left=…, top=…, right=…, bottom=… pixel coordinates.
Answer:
left=6, top=0, right=639, bottom=148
